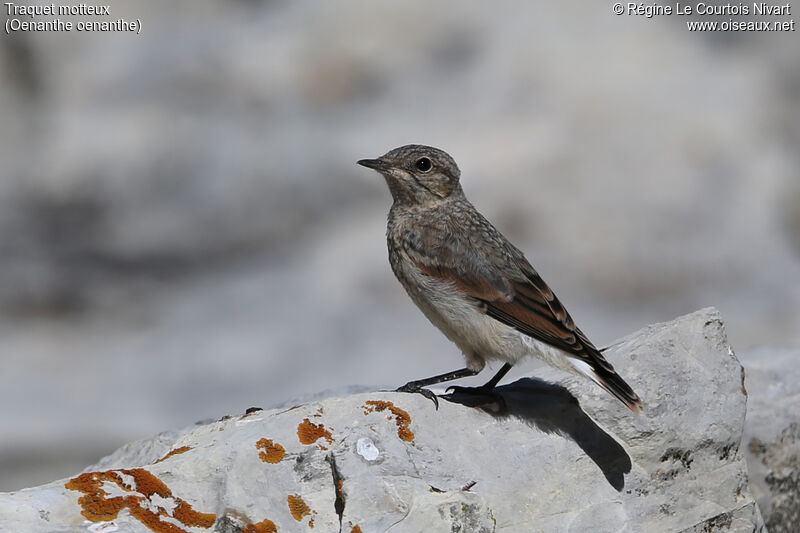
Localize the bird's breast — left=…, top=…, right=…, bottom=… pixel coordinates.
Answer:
left=389, top=254, right=523, bottom=362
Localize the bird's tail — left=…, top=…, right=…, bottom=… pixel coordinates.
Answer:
left=590, top=365, right=643, bottom=414
left=573, top=359, right=643, bottom=414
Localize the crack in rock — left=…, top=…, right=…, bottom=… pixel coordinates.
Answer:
left=327, top=453, right=346, bottom=533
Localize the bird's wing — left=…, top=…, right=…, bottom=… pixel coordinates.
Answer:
left=403, top=223, right=610, bottom=368
left=402, top=219, right=643, bottom=413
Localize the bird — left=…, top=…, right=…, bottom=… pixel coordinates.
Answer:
left=357, top=144, right=642, bottom=413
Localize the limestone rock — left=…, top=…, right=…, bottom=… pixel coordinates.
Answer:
left=0, top=308, right=766, bottom=532
left=740, top=346, right=800, bottom=533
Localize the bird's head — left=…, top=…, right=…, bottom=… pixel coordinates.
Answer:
left=358, top=144, right=462, bottom=206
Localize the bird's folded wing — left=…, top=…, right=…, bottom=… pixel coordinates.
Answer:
left=405, top=238, right=615, bottom=373
left=484, top=274, right=615, bottom=374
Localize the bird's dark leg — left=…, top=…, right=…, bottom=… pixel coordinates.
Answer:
left=479, top=362, right=513, bottom=390
left=396, top=367, right=480, bottom=408
left=398, top=367, right=480, bottom=390
left=444, top=363, right=513, bottom=410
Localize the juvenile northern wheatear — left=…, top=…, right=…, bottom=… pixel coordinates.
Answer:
left=358, top=144, right=642, bottom=413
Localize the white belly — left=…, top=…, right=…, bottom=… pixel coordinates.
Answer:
left=397, top=263, right=580, bottom=375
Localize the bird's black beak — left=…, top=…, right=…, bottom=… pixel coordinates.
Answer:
left=357, top=158, right=391, bottom=171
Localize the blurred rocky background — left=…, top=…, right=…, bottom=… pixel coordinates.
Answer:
left=1, top=0, right=798, bottom=491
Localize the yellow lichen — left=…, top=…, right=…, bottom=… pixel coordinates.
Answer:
left=154, top=445, right=192, bottom=464
left=297, top=418, right=334, bottom=448
left=242, top=519, right=278, bottom=533
left=256, top=438, right=286, bottom=464
left=287, top=494, right=311, bottom=521
left=66, top=468, right=216, bottom=533
left=363, top=400, right=415, bottom=441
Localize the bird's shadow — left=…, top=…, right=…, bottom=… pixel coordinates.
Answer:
left=441, top=377, right=632, bottom=491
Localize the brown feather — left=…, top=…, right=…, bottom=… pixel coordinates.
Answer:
left=407, top=234, right=641, bottom=410
left=396, top=195, right=642, bottom=412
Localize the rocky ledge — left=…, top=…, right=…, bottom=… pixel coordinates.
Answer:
left=0, top=308, right=771, bottom=532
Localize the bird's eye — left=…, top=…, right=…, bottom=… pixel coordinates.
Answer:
left=415, top=157, right=432, bottom=172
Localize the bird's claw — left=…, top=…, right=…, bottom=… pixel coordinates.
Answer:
left=395, top=383, right=439, bottom=409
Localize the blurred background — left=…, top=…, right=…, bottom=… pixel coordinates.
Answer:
left=1, top=1, right=798, bottom=491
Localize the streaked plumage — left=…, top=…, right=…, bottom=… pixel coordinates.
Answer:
left=358, top=144, right=642, bottom=413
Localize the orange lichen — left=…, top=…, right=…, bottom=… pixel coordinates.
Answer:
left=154, top=445, right=192, bottom=464
left=65, top=468, right=216, bottom=533
left=256, top=438, right=286, bottom=464
left=351, top=526, right=363, bottom=533
left=287, top=494, right=311, bottom=521
left=242, top=519, right=278, bottom=533
left=363, top=400, right=415, bottom=441
left=297, top=418, right=334, bottom=448
left=333, top=478, right=345, bottom=518
left=277, top=404, right=304, bottom=415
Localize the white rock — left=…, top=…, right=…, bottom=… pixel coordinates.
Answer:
left=740, top=346, right=800, bottom=533
left=0, top=308, right=766, bottom=532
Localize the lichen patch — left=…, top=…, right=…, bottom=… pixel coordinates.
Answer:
left=154, top=446, right=192, bottom=464
left=219, top=510, right=278, bottom=533
left=256, top=438, right=286, bottom=464
left=363, top=400, right=415, bottom=442
left=65, top=468, right=216, bottom=533
left=297, top=418, right=334, bottom=449
left=287, top=493, right=317, bottom=527
left=277, top=404, right=304, bottom=415
left=242, top=518, right=278, bottom=533
left=287, top=494, right=310, bottom=521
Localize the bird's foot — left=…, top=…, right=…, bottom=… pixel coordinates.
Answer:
left=442, top=385, right=507, bottom=413
left=395, top=382, right=439, bottom=409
